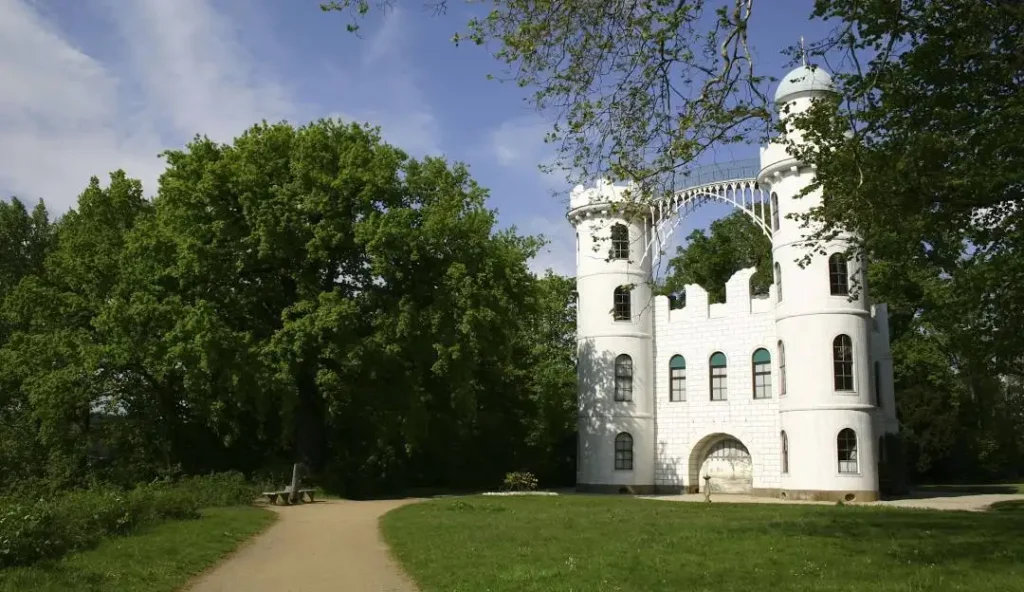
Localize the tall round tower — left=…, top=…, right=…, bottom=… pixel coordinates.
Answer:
left=760, top=65, right=880, bottom=501
left=568, top=180, right=655, bottom=494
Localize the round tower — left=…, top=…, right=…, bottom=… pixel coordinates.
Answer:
left=760, top=65, right=880, bottom=501
left=568, top=180, right=655, bottom=494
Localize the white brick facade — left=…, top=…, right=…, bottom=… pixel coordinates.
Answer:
left=652, top=269, right=782, bottom=492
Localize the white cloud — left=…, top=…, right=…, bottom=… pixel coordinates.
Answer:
left=523, top=215, right=576, bottom=277
left=0, top=0, right=446, bottom=217
left=0, top=0, right=162, bottom=209
left=105, top=0, right=294, bottom=143
left=490, top=114, right=568, bottom=190
left=491, top=115, right=548, bottom=166
left=0, top=0, right=295, bottom=213
left=329, top=8, right=443, bottom=158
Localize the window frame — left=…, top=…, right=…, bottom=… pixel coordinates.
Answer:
left=709, top=351, right=728, bottom=401
left=613, top=286, right=631, bottom=321
left=874, top=361, right=882, bottom=407
left=829, top=253, right=850, bottom=296
left=832, top=334, right=855, bottom=392
left=770, top=192, right=780, bottom=231
left=778, top=340, right=787, bottom=396
left=781, top=431, right=789, bottom=474
left=669, top=355, right=686, bottom=402
left=752, top=348, right=772, bottom=399
left=774, top=262, right=783, bottom=302
left=837, top=428, right=858, bottom=474
left=614, top=432, right=634, bottom=471
left=614, top=354, right=634, bottom=402
left=610, top=224, right=630, bottom=260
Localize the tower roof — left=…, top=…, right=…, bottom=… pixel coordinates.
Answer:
left=774, top=65, right=834, bottom=104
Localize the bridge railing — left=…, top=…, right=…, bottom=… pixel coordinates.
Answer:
left=671, top=158, right=761, bottom=192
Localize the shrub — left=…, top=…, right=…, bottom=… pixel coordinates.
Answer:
left=0, top=471, right=254, bottom=567
left=168, top=471, right=258, bottom=508
left=502, top=471, right=539, bottom=492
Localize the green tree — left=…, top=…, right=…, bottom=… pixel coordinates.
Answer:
left=519, top=271, right=577, bottom=485
left=0, top=173, right=151, bottom=489
left=0, top=197, right=52, bottom=321
left=94, top=119, right=553, bottom=494
left=2, top=117, right=584, bottom=496
left=786, top=0, right=1024, bottom=373
left=657, top=211, right=771, bottom=304
left=0, top=197, right=53, bottom=490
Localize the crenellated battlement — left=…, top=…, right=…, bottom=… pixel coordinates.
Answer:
left=654, top=267, right=776, bottom=324
left=569, top=178, right=639, bottom=210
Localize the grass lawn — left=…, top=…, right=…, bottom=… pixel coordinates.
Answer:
left=382, top=496, right=1024, bottom=592
left=0, top=506, right=275, bottom=592
left=916, top=482, right=1024, bottom=494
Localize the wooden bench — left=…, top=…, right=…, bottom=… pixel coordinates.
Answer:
left=263, top=487, right=316, bottom=505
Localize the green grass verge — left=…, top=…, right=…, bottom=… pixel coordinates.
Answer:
left=916, top=482, right=1024, bottom=494
left=990, top=499, right=1024, bottom=513
left=381, top=496, right=1024, bottom=592
left=0, top=506, right=275, bottom=592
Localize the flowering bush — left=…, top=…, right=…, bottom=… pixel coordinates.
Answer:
left=502, top=471, right=539, bottom=492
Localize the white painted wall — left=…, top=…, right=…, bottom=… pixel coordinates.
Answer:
left=571, top=181, right=655, bottom=490
left=766, top=86, right=882, bottom=497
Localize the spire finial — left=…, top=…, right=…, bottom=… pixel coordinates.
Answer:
left=800, top=36, right=807, bottom=67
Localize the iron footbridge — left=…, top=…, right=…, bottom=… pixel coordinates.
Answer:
left=641, top=158, right=771, bottom=266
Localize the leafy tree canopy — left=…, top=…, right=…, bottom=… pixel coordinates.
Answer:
left=657, top=210, right=771, bottom=304
left=323, top=0, right=1022, bottom=372
left=0, top=119, right=579, bottom=495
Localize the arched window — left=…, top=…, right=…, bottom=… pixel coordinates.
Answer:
left=709, top=352, right=728, bottom=401
left=752, top=348, right=772, bottom=399
left=833, top=335, right=854, bottom=391
left=614, top=354, right=633, bottom=402
left=770, top=192, right=780, bottom=231
left=774, top=262, right=783, bottom=302
left=874, top=361, right=882, bottom=407
left=614, top=432, right=633, bottom=470
left=613, top=286, right=631, bottom=321
left=837, top=428, right=858, bottom=473
left=669, top=355, right=686, bottom=401
left=829, top=253, right=849, bottom=296
left=781, top=431, right=789, bottom=474
left=778, top=340, right=787, bottom=396
left=610, top=224, right=629, bottom=260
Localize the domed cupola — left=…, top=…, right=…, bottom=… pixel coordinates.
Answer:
left=774, top=64, right=834, bottom=105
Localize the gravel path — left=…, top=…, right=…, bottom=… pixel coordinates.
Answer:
left=185, top=499, right=420, bottom=592
left=641, top=492, right=1024, bottom=511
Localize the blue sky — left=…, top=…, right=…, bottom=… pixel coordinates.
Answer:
left=0, top=0, right=833, bottom=277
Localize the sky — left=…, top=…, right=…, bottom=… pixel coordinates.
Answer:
left=0, top=0, right=833, bottom=278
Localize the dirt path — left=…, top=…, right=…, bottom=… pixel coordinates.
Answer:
left=185, top=499, right=421, bottom=592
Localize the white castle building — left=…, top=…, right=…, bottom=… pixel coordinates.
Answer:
left=568, top=64, right=901, bottom=502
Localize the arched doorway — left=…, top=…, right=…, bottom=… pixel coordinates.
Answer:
left=693, top=436, right=753, bottom=494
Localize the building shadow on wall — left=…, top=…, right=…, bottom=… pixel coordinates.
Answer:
left=657, top=441, right=684, bottom=493
left=576, top=339, right=683, bottom=494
